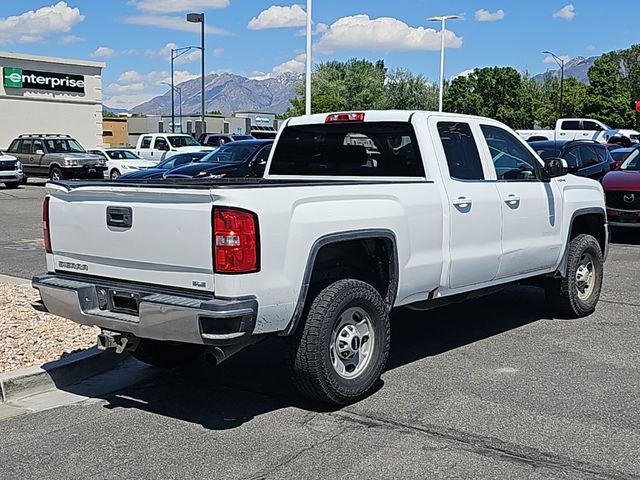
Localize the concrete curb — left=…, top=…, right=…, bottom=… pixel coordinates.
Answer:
left=0, top=347, right=127, bottom=403
left=0, top=274, right=31, bottom=287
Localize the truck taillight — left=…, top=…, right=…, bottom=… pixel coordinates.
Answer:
left=213, top=207, right=259, bottom=274
left=42, top=196, right=52, bottom=254
left=325, top=112, right=365, bottom=123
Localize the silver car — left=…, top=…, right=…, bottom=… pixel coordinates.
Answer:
left=0, top=150, right=24, bottom=189
left=6, top=134, right=106, bottom=182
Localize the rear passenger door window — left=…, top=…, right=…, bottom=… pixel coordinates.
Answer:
left=480, top=125, right=540, bottom=181
left=140, top=136, right=152, bottom=149
left=436, top=122, right=484, bottom=180
left=561, top=120, right=580, bottom=130
left=580, top=146, right=600, bottom=168
left=21, top=139, right=33, bottom=155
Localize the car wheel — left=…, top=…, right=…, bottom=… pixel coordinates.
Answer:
left=110, top=169, right=121, bottom=180
left=545, top=234, right=604, bottom=318
left=49, top=167, right=63, bottom=181
left=130, top=339, right=205, bottom=368
left=21, top=176, right=27, bottom=185
left=4, top=181, right=20, bottom=189
left=287, top=279, right=390, bottom=405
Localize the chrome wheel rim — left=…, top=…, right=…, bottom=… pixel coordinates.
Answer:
left=575, top=253, right=596, bottom=301
left=111, top=170, right=120, bottom=179
left=329, top=307, right=374, bottom=379
left=51, top=170, right=61, bottom=181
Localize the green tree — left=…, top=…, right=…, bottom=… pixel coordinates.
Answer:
left=384, top=69, right=438, bottom=110
left=286, top=58, right=387, bottom=116
left=444, top=67, right=534, bottom=128
left=620, top=44, right=640, bottom=127
left=102, top=109, right=118, bottom=118
left=584, top=51, right=635, bottom=128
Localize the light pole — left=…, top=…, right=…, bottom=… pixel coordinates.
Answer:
left=305, top=0, right=312, bottom=115
left=543, top=51, right=565, bottom=118
left=161, top=82, right=183, bottom=132
left=428, top=15, right=461, bottom=112
left=169, top=46, right=200, bottom=133
left=187, top=12, right=206, bottom=132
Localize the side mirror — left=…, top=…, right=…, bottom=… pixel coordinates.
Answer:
left=35, top=149, right=44, bottom=155
left=543, top=157, right=569, bottom=180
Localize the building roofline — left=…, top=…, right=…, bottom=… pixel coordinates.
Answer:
left=0, top=51, right=105, bottom=69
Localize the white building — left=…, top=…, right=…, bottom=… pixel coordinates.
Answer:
left=0, top=51, right=104, bottom=149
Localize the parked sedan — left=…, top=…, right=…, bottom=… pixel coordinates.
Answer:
left=609, top=146, right=640, bottom=170
left=529, top=140, right=615, bottom=180
left=118, top=151, right=210, bottom=180
left=602, top=148, right=640, bottom=228
left=164, top=140, right=273, bottom=179
left=88, top=148, right=157, bottom=179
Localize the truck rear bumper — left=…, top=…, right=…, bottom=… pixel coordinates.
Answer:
left=33, top=273, right=257, bottom=346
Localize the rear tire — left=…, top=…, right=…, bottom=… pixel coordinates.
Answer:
left=110, top=169, right=121, bottom=180
left=545, top=234, right=603, bottom=318
left=287, top=279, right=390, bottom=405
left=130, top=339, right=205, bottom=368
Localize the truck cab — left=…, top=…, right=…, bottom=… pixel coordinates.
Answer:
left=135, top=133, right=214, bottom=162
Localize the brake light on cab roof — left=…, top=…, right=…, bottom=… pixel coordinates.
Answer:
left=325, top=112, right=365, bottom=123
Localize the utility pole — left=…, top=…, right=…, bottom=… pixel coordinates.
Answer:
left=428, top=15, right=461, bottom=112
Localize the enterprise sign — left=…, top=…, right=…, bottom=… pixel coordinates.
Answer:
left=3, top=67, right=85, bottom=93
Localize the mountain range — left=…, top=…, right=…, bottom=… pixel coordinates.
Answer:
left=126, top=72, right=300, bottom=116
left=533, top=56, right=597, bottom=84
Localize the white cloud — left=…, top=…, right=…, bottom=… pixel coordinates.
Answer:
left=0, top=1, right=84, bottom=44
left=59, top=34, right=84, bottom=44
left=248, top=5, right=306, bottom=30
left=105, top=69, right=199, bottom=109
left=90, top=47, right=115, bottom=58
left=585, top=45, right=596, bottom=52
left=475, top=9, right=505, bottom=22
left=147, top=42, right=201, bottom=65
left=121, top=14, right=231, bottom=35
left=553, top=4, right=575, bottom=20
left=543, top=54, right=572, bottom=64
left=452, top=68, right=476, bottom=80
left=213, top=47, right=224, bottom=57
left=128, top=0, right=229, bottom=13
left=315, top=15, right=463, bottom=54
left=272, top=53, right=306, bottom=75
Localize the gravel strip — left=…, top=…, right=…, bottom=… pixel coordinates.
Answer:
left=0, top=283, right=98, bottom=374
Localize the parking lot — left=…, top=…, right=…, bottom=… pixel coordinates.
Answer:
left=1, top=182, right=639, bottom=479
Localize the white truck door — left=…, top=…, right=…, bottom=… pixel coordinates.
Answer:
left=430, top=118, right=502, bottom=289
left=557, top=119, right=581, bottom=141
left=137, top=135, right=153, bottom=159
left=152, top=136, right=170, bottom=161
left=477, top=123, right=563, bottom=278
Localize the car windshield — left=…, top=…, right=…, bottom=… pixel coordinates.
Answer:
left=106, top=150, right=140, bottom=160
left=620, top=150, right=640, bottom=170
left=167, top=136, right=200, bottom=147
left=44, top=138, right=85, bottom=153
left=535, top=147, right=562, bottom=160
left=200, top=143, right=261, bottom=163
left=156, top=152, right=209, bottom=169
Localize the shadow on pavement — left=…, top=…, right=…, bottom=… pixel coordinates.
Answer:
left=58, top=285, right=552, bottom=430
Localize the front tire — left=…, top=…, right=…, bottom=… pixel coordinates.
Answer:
left=287, top=279, right=390, bottom=405
left=49, top=166, right=63, bottom=181
left=545, top=234, right=603, bottom=318
left=130, top=338, right=205, bottom=368
left=4, top=181, right=20, bottom=189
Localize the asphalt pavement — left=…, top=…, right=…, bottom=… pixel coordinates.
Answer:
left=1, top=181, right=639, bottom=479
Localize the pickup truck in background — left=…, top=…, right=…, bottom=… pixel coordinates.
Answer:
left=34, top=111, right=608, bottom=405
left=517, top=118, right=640, bottom=146
left=134, top=133, right=215, bottom=162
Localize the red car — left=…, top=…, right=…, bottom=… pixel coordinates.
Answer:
left=602, top=148, right=640, bottom=227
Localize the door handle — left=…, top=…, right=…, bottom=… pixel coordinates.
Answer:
left=504, top=194, right=521, bottom=207
left=452, top=196, right=472, bottom=212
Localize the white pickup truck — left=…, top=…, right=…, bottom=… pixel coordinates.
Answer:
left=34, top=110, right=608, bottom=405
left=134, top=133, right=214, bottom=162
left=517, top=118, right=640, bottom=146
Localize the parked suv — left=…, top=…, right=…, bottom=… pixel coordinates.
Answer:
left=6, top=134, right=106, bottom=181
left=529, top=140, right=615, bottom=181
left=0, top=150, right=24, bottom=188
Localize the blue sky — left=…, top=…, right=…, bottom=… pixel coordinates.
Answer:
left=0, top=1, right=637, bottom=109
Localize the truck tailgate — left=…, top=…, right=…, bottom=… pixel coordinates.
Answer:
left=47, top=185, right=214, bottom=292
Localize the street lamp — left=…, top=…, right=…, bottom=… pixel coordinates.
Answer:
left=187, top=12, right=206, bottom=133
left=305, top=0, right=312, bottom=115
left=169, top=46, right=200, bottom=133
left=543, top=51, right=565, bottom=118
left=161, top=82, right=183, bottom=132
left=428, top=15, right=461, bottom=112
